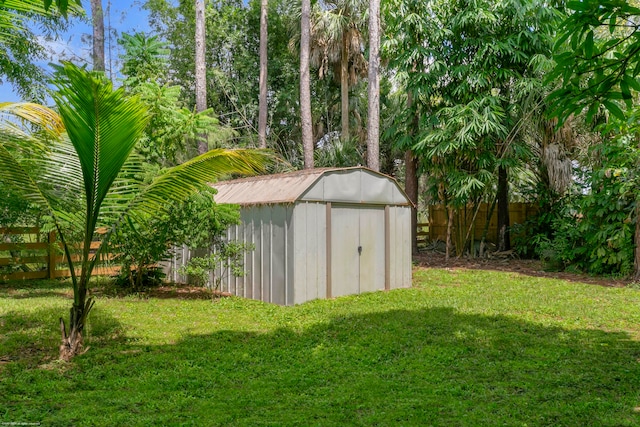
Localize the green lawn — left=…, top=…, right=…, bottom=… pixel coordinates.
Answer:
left=2, top=268, right=640, bottom=426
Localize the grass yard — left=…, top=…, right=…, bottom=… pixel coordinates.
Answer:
left=2, top=268, right=640, bottom=426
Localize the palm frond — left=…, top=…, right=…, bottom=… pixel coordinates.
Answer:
left=52, top=62, right=150, bottom=228
left=129, top=149, right=270, bottom=218
left=0, top=102, right=64, bottom=135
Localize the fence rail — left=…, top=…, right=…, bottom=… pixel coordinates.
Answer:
left=0, top=227, right=120, bottom=281
left=427, top=203, right=538, bottom=245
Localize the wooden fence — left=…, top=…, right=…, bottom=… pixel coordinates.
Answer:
left=0, top=227, right=120, bottom=281
left=427, top=203, right=538, bottom=245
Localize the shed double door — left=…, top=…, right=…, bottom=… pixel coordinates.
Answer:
left=330, top=205, right=385, bottom=297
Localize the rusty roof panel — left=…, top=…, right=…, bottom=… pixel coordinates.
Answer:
left=211, top=168, right=328, bottom=205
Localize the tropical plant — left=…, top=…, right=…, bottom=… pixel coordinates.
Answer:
left=547, top=0, right=640, bottom=278
left=119, top=32, right=170, bottom=86
left=547, top=0, right=640, bottom=123
left=119, top=32, right=230, bottom=165
left=145, top=0, right=301, bottom=151
left=314, top=136, right=363, bottom=167
left=0, top=62, right=267, bottom=360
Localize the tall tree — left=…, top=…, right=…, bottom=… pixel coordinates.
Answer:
left=195, top=0, right=208, bottom=154
left=367, top=0, right=380, bottom=171
left=307, top=0, right=368, bottom=142
left=258, top=0, right=268, bottom=148
left=90, top=0, right=104, bottom=71
left=300, top=0, right=314, bottom=168
left=385, top=0, right=558, bottom=254
left=0, top=63, right=268, bottom=359
left=146, top=0, right=302, bottom=160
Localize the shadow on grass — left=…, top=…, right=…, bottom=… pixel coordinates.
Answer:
left=3, top=306, right=640, bottom=426
left=0, top=305, right=125, bottom=366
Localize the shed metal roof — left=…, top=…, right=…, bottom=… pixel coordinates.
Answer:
left=211, top=167, right=412, bottom=207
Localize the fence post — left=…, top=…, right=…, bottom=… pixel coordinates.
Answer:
left=48, top=231, right=56, bottom=279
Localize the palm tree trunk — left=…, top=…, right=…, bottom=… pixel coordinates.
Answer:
left=366, top=0, right=380, bottom=171
left=340, top=31, right=349, bottom=141
left=195, top=0, right=208, bottom=155
left=59, top=293, right=94, bottom=361
left=258, top=0, right=268, bottom=149
left=91, top=0, right=105, bottom=71
left=300, top=0, right=314, bottom=169
left=59, top=237, right=95, bottom=361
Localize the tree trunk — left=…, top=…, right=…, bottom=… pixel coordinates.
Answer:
left=90, top=0, right=105, bottom=71
left=497, top=165, right=510, bottom=251
left=405, top=150, right=419, bottom=255
left=635, top=135, right=640, bottom=279
left=406, top=91, right=420, bottom=255
left=195, top=0, right=208, bottom=155
left=300, top=0, right=314, bottom=169
left=59, top=292, right=94, bottom=361
left=366, top=0, right=380, bottom=171
left=340, top=31, right=349, bottom=141
left=445, top=205, right=454, bottom=262
left=258, top=0, right=268, bottom=149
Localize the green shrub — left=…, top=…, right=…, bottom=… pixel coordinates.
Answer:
left=110, top=189, right=241, bottom=291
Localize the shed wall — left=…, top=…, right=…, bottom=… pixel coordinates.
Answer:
left=292, top=202, right=327, bottom=304
left=388, top=205, right=412, bottom=289
left=218, top=204, right=294, bottom=305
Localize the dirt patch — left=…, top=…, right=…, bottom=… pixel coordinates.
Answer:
left=414, top=251, right=631, bottom=288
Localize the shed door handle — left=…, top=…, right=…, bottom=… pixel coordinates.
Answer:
left=358, top=245, right=362, bottom=255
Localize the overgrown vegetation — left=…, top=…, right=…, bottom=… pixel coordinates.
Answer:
left=514, top=130, right=639, bottom=276
left=110, top=190, right=243, bottom=292
left=2, top=269, right=640, bottom=425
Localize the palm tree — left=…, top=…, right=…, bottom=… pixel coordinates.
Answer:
left=300, top=0, right=314, bottom=168
left=310, top=0, right=367, bottom=141
left=0, top=63, right=267, bottom=360
left=195, top=0, right=208, bottom=154
left=258, top=0, right=268, bottom=149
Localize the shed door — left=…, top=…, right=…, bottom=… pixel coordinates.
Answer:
left=330, top=205, right=385, bottom=297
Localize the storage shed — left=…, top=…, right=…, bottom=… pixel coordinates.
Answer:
left=168, top=167, right=413, bottom=305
